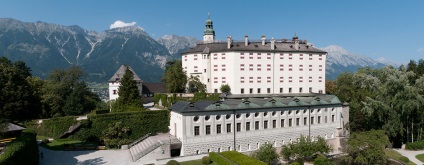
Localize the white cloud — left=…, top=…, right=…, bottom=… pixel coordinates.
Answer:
left=418, top=47, right=424, bottom=53
left=110, top=20, right=138, bottom=29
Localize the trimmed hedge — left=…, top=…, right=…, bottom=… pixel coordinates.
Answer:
left=399, top=156, right=410, bottom=163
left=166, top=160, right=180, bottom=165
left=209, top=152, right=234, bottom=165
left=93, top=109, right=109, bottom=115
left=0, top=131, right=39, bottom=165
left=37, top=116, right=78, bottom=138
left=88, top=110, right=169, bottom=141
left=220, top=151, right=267, bottom=165
left=406, top=140, right=424, bottom=150
left=202, top=156, right=211, bottom=165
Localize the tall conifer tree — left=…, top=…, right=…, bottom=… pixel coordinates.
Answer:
left=114, top=66, right=143, bottom=111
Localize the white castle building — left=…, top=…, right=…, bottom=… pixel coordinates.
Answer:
left=182, top=16, right=327, bottom=95
left=108, top=65, right=143, bottom=101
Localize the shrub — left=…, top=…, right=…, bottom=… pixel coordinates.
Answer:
left=202, top=156, right=211, bottom=165
left=251, top=143, right=278, bottom=164
left=399, top=156, right=410, bottom=163
left=36, top=116, right=78, bottom=138
left=42, top=138, right=49, bottom=144
left=0, top=131, right=39, bottom=165
left=166, top=160, right=180, bottom=165
left=209, top=152, right=233, bottom=165
left=313, top=155, right=333, bottom=165
left=93, top=109, right=109, bottom=115
left=406, top=140, right=424, bottom=150
left=290, top=162, right=300, bottom=165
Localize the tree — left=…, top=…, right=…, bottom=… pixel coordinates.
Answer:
left=42, top=66, right=100, bottom=117
left=281, top=135, right=331, bottom=162
left=162, top=60, right=187, bottom=93
left=325, top=80, right=335, bottom=94
left=0, top=57, right=40, bottom=123
left=102, top=122, right=131, bottom=148
left=344, top=130, right=390, bottom=165
left=188, top=75, right=205, bottom=93
left=314, top=154, right=333, bottom=165
left=220, top=84, right=231, bottom=94
left=251, top=143, right=279, bottom=165
left=113, top=66, right=143, bottom=112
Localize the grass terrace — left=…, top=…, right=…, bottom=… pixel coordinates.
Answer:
left=39, top=138, right=98, bottom=151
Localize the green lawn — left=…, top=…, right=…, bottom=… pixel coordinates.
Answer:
left=179, top=159, right=218, bottom=165
left=416, top=154, right=424, bottom=163
left=385, top=149, right=416, bottom=165
left=39, top=138, right=98, bottom=151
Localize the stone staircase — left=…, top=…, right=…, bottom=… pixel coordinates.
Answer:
left=128, top=133, right=181, bottom=162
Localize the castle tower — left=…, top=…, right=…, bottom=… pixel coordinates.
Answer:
left=203, top=13, right=215, bottom=43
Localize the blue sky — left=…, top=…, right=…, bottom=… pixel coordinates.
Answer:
left=1, top=0, right=423, bottom=63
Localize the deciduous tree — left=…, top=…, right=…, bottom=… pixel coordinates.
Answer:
left=162, top=60, right=187, bottom=93
left=251, top=143, right=279, bottom=165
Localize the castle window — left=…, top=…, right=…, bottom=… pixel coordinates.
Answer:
left=267, top=64, right=271, bottom=71
left=222, top=64, right=226, bottom=71
left=193, top=116, right=199, bottom=122
left=255, top=121, right=259, bottom=130
left=309, top=54, right=313, bottom=60
left=222, top=77, right=226, bottom=83
left=257, top=53, right=261, bottom=59
left=280, top=53, right=284, bottom=59
left=311, top=117, right=315, bottom=125
left=226, top=114, right=231, bottom=119
left=217, top=124, right=221, bottom=134
left=299, top=77, right=303, bottom=83
left=206, top=125, right=211, bottom=135
left=280, top=64, right=284, bottom=71
left=214, top=77, right=218, bottom=83
left=289, top=119, right=293, bottom=127
left=267, top=53, right=271, bottom=59
left=304, top=117, right=307, bottom=125
left=240, top=77, right=245, bottom=83
left=227, top=123, right=231, bottom=133
left=257, top=88, right=261, bottom=94
left=257, top=77, right=261, bottom=83
left=249, top=64, right=253, bottom=71
left=280, top=77, right=284, bottom=83
left=289, top=87, right=292, bottom=93
left=289, top=77, right=292, bottom=83
left=296, top=118, right=300, bottom=126
left=289, top=64, right=293, bottom=71
left=250, top=88, right=253, bottom=94
left=299, top=65, right=303, bottom=71
left=289, top=54, right=293, bottom=60
left=332, top=115, right=335, bottom=122
left=280, top=88, right=283, bottom=93
left=213, top=54, right=217, bottom=60
left=237, top=123, right=241, bottom=132
left=318, top=116, right=321, bottom=124
left=267, top=88, right=271, bottom=93
left=249, top=77, right=253, bottom=83
left=319, top=54, right=322, bottom=60
left=194, top=54, right=198, bottom=60
left=249, top=53, right=253, bottom=59
left=194, top=66, right=198, bottom=72
left=213, top=65, right=217, bottom=71
left=113, top=90, right=117, bottom=94
left=264, top=120, right=268, bottom=129
left=216, top=115, right=221, bottom=120
left=257, top=64, right=261, bottom=71
left=194, top=126, right=200, bottom=136
left=272, top=120, right=277, bottom=128
left=281, top=119, right=285, bottom=127
left=241, top=88, right=244, bottom=94
left=221, top=53, right=226, bottom=59
left=319, top=65, right=323, bottom=71
left=267, top=77, right=271, bottom=83
left=240, top=64, right=244, bottom=71
left=319, top=77, right=322, bottom=82
left=246, top=113, right=250, bottom=118
left=205, top=115, right=210, bottom=121
left=309, top=87, right=312, bottom=92
left=299, top=54, right=303, bottom=60
left=214, top=89, right=218, bottom=93
left=299, top=87, right=303, bottom=93
left=309, top=77, right=312, bottom=82
left=240, top=53, right=245, bottom=59
left=246, top=122, right=251, bottom=131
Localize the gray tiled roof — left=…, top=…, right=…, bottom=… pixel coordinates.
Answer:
left=5, top=123, right=26, bottom=132
left=169, top=95, right=342, bottom=113
left=108, top=65, right=142, bottom=82
left=182, top=41, right=326, bottom=54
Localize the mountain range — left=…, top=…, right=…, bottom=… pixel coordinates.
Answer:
left=0, top=18, right=397, bottom=82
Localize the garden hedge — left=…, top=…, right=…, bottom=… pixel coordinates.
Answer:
left=88, top=110, right=169, bottom=141
left=406, top=140, right=424, bottom=150
left=35, top=116, right=77, bottom=138
left=209, top=152, right=234, bottom=165
left=220, top=151, right=267, bottom=165
left=0, top=131, right=39, bottom=165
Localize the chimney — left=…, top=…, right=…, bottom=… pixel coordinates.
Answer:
left=270, top=38, right=275, bottom=50
left=261, top=35, right=266, bottom=46
left=227, top=36, right=232, bottom=49
left=244, top=35, right=248, bottom=46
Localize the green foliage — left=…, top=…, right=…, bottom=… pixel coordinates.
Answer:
left=35, top=116, right=78, bottom=138
left=345, top=130, right=390, bottom=165
left=0, top=131, right=39, bottom=165
left=88, top=110, right=169, bottom=141
left=220, top=151, right=267, bottom=165
left=188, top=75, right=206, bottom=93
left=102, top=122, right=131, bottom=148
left=0, top=57, right=41, bottom=123
left=406, top=140, right=424, bottom=150
left=42, top=139, right=49, bottom=144
left=163, top=60, right=187, bottom=93
left=42, top=66, right=100, bottom=117
left=251, top=143, right=278, bottom=164
left=416, top=154, right=424, bottom=163
left=192, top=93, right=220, bottom=102
left=281, top=135, right=331, bottom=162
left=202, top=156, right=211, bottom=165
left=93, top=109, right=109, bottom=115
left=166, top=160, right=180, bottom=165
left=290, top=162, right=300, bottom=165
left=219, top=84, right=231, bottom=94
left=209, top=152, right=233, bottom=165
left=113, top=66, right=143, bottom=112
left=313, top=155, right=333, bottom=165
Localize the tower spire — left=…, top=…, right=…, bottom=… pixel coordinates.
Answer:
left=203, top=13, right=215, bottom=43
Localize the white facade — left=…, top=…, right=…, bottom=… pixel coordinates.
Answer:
left=109, top=81, right=121, bottom=100
left=108, top=65, right=143, bottom=101
left=169, top=97, right=349, bottom=156
left=183, top=51, right=326, bottom=95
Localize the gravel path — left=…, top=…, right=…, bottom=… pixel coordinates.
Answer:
left=394, top=148, right=424, bottom=165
